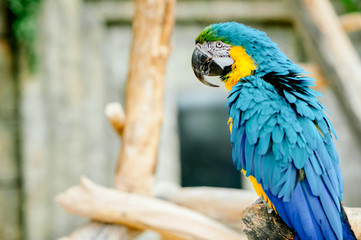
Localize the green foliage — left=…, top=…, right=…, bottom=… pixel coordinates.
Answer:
left=6, top=0, right=41, bottom=70
left=340, top=0, right=361, bottom=13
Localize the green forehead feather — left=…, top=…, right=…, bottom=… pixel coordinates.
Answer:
left=195, top=25, right=229, bottom=44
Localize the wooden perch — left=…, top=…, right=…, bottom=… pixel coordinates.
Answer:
left=105, top=102, right=126, bottom=137
left=59, top=221, right=141, bottom=240
left=240, top=202, right=295, bottom=240
left=115, top=0, right=176, bottom=194
left=157, top=184, right=361, bottom=237
left=346, top=207, right=361, bottom=240
left=154, top=182, right=257, bottom=232
left=57, top=177, right=243, bottom=240
left=341, top=13, right=361, bottom=33
left=241, top=199, right=361, bottom=240
left=292, top=0, right=361, bottom=139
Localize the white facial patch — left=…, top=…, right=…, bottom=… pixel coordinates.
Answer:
left=196, top=42, right=234, bottom=69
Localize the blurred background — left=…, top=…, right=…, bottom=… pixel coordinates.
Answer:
left=1, top=0, right=361, bottom=239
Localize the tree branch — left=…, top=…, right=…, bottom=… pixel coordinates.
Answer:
left=105, top=102, right=126, bottom=137
left=340, top=13, right=361, bottom=33
left=115, top=0, right=176, bottom=194
left=154, top=182, right=257, bottom=232
left=57, top=177, right=243, bottom=240
left=240, top=201, right=294, bottom=240
left=58, top=221, right=141, bottom=240
left=240, top=198, right=361, bottom=240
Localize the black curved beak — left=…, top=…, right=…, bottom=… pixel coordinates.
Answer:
left=191, top=47, right=223, bottom=87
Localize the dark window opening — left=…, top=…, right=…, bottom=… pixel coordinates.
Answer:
left=178, top=96, right=241, bottom=188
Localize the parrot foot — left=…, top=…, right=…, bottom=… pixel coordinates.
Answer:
left=252, top=196, right=266, bottom=205
left=253, top=196, right=274, bottom=214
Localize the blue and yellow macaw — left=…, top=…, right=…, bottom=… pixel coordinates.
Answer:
left=191, top=22, right=356, bottom=240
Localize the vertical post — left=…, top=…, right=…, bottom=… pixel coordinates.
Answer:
left=0, top=2, right=22, bottom=239
left=115, top=0, right=176, bottom=194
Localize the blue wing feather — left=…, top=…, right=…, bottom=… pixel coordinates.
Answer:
left=228, top=75, right=355, bottom=239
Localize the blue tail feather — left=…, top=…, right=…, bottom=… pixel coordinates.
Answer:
left=265, top=177, right=356, bottom=240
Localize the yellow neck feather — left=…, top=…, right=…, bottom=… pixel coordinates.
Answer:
left=224, top=46, right=256, bottom=91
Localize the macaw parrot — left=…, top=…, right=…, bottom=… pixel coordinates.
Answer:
left=191, top=22, right=356, bottom=240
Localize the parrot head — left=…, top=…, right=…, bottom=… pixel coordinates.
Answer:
left=192, top=22, right=289, bottom=90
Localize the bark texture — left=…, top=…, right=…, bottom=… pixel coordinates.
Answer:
left=115, top=0, right=176, bottom=194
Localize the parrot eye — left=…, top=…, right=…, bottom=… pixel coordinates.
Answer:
left=215, top=41, right=223, bottom=48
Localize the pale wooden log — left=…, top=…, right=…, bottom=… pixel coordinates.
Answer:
left=58, top=221, right=141, bottom=240
left=341, top=13, right=361, bottom=33
left=156, top=183, right=361, bottom=238
left=105, top=102, right=126, bottom=137
left=154, top=181, right=257, bottom=232
left=115, top=0, right=176, bottom=193
left=57, top=177, right=243, bottom=240
left=345, top=207, right=361, bottom=240
left=292, top=0, right=361, bottom=138
left=241, top=201, right=361, bottom=240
